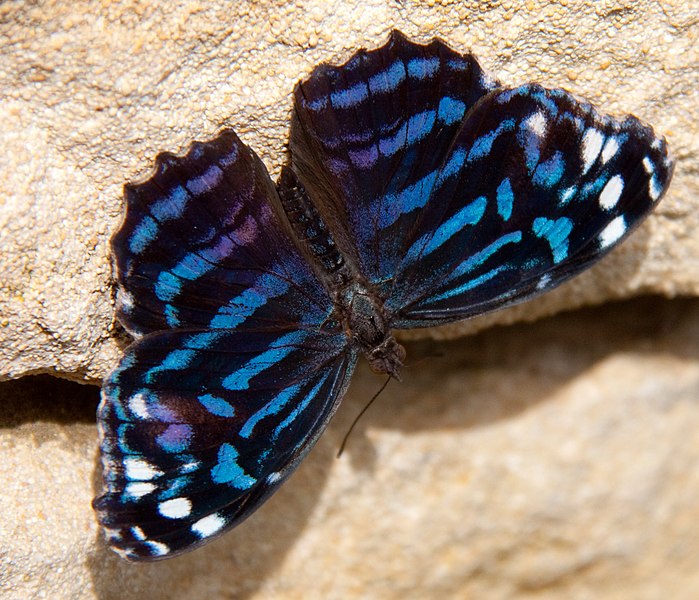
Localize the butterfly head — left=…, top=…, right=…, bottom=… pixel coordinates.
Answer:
left=365, top=335, right=406, bottom=381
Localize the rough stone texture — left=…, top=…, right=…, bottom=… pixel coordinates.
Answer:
left=2, top=2, right=698, bottom=598
left=0, top=0, right=697, bottom=382
left=2, top=297, right=699, bottom=598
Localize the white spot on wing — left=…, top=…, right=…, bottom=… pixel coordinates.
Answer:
left=524, top=111, right=547, bottom=137
left=267, top=471, right=282, bottom=484
left=104, top=527, right=123, bottom=541
left=192, top=513, right=226, bottom=538
left=128, top=393, right=150, bottom=419
left=599, top=175, right=624, bottom=209
left=159, top=497, right=192, bottom=519
left=124, top=457, right=163, bottom=481
left=125, top=481, right=156, bottom=498
left=114, top=547, right=136, bottom=560
left=642, top=156, right=654, bottom=174
left=649, top=175, right=662, bottom=201
left=582, top=129, right=604, bottom=174
left=601, top=136, right=619, bottom=163
left=147, top=540, right=170, bottom=556
left=599, top=216, right=627, bottom=248
left=119, top=290, right=135, bottom=311
left=536, top=274, right=552, bottom=290
left=131, top=526, right=146, bottom=541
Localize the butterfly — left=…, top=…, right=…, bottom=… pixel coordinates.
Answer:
left=94, top=30, right=674, bottom=560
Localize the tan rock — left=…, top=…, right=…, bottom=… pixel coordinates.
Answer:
left=1, top=2, right=698, bottom=595
left=0, top=1, right=697, bottom=382
left=2, top=297, right=699, bottom=598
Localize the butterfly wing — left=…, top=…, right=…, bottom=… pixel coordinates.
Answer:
left=111, top=129, right=331, bottom=336
left=289, top=31, right=672, bottom=327
left=387, top=85, right=673, bottom=326
left=290, top=30, right=498, bottom=290
left=95, top=328, right=356, bottom=561
left=96, top=130, right=355, bottom=560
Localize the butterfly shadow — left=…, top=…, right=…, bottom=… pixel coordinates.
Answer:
left=331, top=294, right=699, bottom=475
left=0, top=374, right=99, bottom=430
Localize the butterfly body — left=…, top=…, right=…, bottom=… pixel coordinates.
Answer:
left=95, top=31, right=673, bottom=560
left=278, top=166, right=406, bottom=378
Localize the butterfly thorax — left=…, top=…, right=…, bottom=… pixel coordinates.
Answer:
left=277, top=166, right=405, bottom=379
left=339, top=282, right=405, bottom=379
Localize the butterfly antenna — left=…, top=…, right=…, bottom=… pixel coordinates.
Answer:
left=337, top=375, right=392, bottom=458
left=402, top=351, right=444, bottom=369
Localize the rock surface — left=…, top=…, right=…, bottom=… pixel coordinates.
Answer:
left=0, top=0, right=697, bottom=382
left=2, top=297, right=699, bottom=598
left=2, top=1, right=698, bottom=598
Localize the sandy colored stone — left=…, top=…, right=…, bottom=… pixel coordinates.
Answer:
left=2, top=297, right=699, bottom=598
left=1, top=2, right=698, bottom=594
left=0, top=0, right=697, bottom=383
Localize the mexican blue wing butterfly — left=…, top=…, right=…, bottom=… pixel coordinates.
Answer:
left=94, top=30, right=674, bottom=560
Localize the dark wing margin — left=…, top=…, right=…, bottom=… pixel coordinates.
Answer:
left=289, top=30, right=499, bottom=291
left=94, top=328, right=357, bottom=561
left=387, top=85, right=673, bottom=326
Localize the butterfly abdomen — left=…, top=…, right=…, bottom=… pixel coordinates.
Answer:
left=277, top=166, right=354, bottom=291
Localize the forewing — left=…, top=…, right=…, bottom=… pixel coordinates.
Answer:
left=290, top=30, right=498, bottom=289
left=388, top=85, right=673, bottom=326
left=112, top=129, right=331, bottom=337
left=94, top=328, right=357, bottom=561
